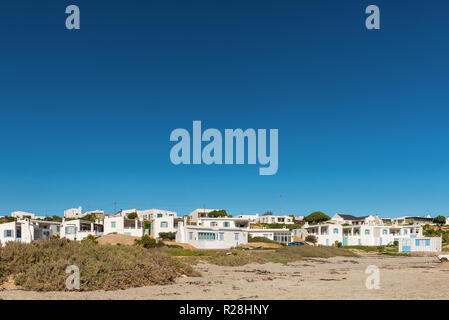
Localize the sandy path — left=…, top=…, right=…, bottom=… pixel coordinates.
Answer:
left=1, top=255, right=448, bottom=300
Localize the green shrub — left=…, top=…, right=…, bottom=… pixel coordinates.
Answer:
left=81, top=234, right=98, bottom=244
left=248, top=236, right=278, bottom=243
left=0, top=238, right=197, bottom=291
left=134, top=235, right=165, bottom=248
left=158, top=232, right=176, bottom=240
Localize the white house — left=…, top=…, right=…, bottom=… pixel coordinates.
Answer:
left=256, top=214, right=294, bottom=225
left=64, top=206, right=84, bottom=219
left=234, top=214, right=259, bottom=222
left=103, top=216, right=144, bottom=237
left=399, top=236, right=442, bottom=253
left=248, top=228, right=292, bottom=244
left=60, top=219, right=104, bottom=241
left=176, top=217, right=249, bottom=249
left=0, top=218, right=61, bottom=246
left=11, top=211, right=36, bottom=219
left=113, top=208, right=177, bottom=221
left=138, top=208, right=177, bottom=221
left=151, top=216, right=176, bottom=239
left=295, top=221, right=423, bottom=247
left=331, top=214, right=383, bottom=226
left=186, top=208, right=220, bottom=223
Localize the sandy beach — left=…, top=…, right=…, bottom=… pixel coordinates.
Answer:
left=1, top=254, right=448, bottom=300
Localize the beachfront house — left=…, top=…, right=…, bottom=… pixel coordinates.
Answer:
left=248, top=228, right=292, bottom=244
left=103, top=216, right=144, bottom=237
left=295, top=219, right=423, bottom=247
left=0, top=218, right=61, bottom=246
left=60, top=219, right=104, bottom=241
left=399, top=236, right=442, bottom=253
left=176, top=217, right=249, bottom=249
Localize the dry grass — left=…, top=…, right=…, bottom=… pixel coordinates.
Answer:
left=164, top=246, right=357, bottom=267
left=0, top=238, right=198, bottom=291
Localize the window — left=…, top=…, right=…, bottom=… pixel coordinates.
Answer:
left=333, top=228, right=339, bottom=234
left=189, top=232, right=193, bottom=240
left=111, top=222, right=116, bottom=228
left=16, top=230, right=21, bottom=238
left=65, top=226, right=76, bottom=235
left=160, top=222, right=168, bottom=228
left=223, top=222, right=230, bottom=228
left=403, top=229, right=408, bottom=235
left=4, top=230, right=13, bottom=238
left=210, top=222, right=218, bottom=227
left=425, top=239, right=430, bottom=246
left=234, top=233, right=239, bottom=241
left=198, top=232, right=216, bottom=241
left=56, top=226, right=60, bottom=232
left=382, top=229, right=388, bottom=235
left=219, top=233, right=224, bottom=241
left=43, top=231, right=50, bottom=237
left=365, top=229, right=370, bottom=235
left=157, top=214, right=163, bottom=218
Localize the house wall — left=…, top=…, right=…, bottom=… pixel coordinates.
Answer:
left=151, top=217, right=175, bottom=239
left=0, top=222, right=18, bottom=246
left=399, top=237, right=441, bottom=252
left=104, top=216, right=143, bottom=237
left=176, top=220, right=249, bottom=249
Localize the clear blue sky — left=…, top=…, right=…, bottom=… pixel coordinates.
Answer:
left=0, top=0, right=448, bottom=218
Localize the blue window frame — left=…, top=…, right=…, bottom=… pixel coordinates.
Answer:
left=160, top=222, right=168, bottom=228
left=223, top=222, right=230, bottom=228
left=382, top=229, right=388, bottom=235
left=333, top=228, right=339, bottom=234
left=425, top=239, right=430, bottom=246
left=189, top=232, right=193, bottom=240
left=4, top=230, right=13, bottom=238
left=219, top=233, right=224, bottom=240
left=234, top=233, right=239, bottom=240
left=198, top=232, right=216, bottom=241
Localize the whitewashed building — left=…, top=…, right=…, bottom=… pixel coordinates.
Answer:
left=151, top=216, right=176, bottom=239
left=186, top=208, right=220, bottom=223
left=234, top=214, right=259, bottom=222
left=0, top=218, right=60, bottom=246
left=138, top=209, right=177, bottom=221
left=60, top=219, right=104, bottom=241
left=64, top=206, right=84, bottom=219
left=176, top=217, right=249, bottom=249
left=256, top=214, right=294, bottom=225
left=103, top=216, right=144, bottom=237
left=399, top=236, right=442, bottom=253
left=248, top=228, right=292, bottom=244
left=295, top=221, right=423, bottom=246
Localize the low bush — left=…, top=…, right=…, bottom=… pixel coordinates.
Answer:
left=134, top=235, right=165, bottom=248
left=248, top=236, right=278, bottom=243
left=0, top=238, right=197, bottom=291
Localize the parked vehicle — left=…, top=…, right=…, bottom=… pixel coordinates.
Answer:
left=288, top=241, right=305, bottom=247
left=438, top=254, right=449, bottom=262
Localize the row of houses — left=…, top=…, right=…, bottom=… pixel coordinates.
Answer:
left=0, top=208, right=444, bottom=252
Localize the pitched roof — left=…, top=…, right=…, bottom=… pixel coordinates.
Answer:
left=338, top=214, right=367, bottom=221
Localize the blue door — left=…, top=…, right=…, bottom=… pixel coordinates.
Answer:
left=402, top=239, right=411, bottom=252
left=326, top=239, right=329, bottom=246
left=343, top=237, right=348, bottom=246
